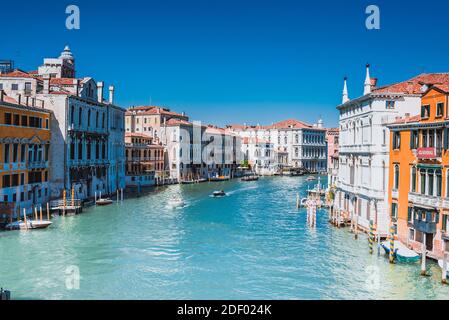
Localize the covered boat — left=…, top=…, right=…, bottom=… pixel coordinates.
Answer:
left=5, top=220, right=52, bottom=231
left=167, top=198, right=186, bottom=208
left=381, top=240, right=420, bottom=263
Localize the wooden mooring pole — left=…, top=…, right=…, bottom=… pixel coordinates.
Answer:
left=369, top=220, right=374, bottom=255
left=23, top=208, right=28, bottom=231
left=46, top=202, right=50, bottom=220
left=389, top=225, right=395, bottom=264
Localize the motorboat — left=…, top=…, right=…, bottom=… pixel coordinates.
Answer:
left=306, top=176, right=316, bottom=182
left=241, top=175, right=259, bottom=182
left=212, top=190, right=226, bottom=197
left=381, top=240, right=420, bottom=263
left=5, top=220, right=52, bottom=231
left=167, top=198, right=186, bottom=208
left=96, top=198, right=114, bottom=206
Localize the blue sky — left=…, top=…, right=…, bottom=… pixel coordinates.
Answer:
left=2, top=0, right=449, bottom=127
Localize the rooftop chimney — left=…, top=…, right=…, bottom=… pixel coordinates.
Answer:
left=43, top=76, right=50, bottom=94
left=97, top=81, right=104, bottom=103
left=108, top=85, right=115, bottom=104
left=0, top=90, right=4, bottom=102
left=364, top=64, right=371, bottom=95
left=17, top=94, right=21, bottom=105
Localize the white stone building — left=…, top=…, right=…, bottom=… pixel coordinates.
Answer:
left=241, top=137, right=277, bottom=175
left=335, top=65, right=448, bottom=235
left=227, top=119, right=327, bottom=173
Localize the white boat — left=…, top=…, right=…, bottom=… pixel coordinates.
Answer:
left=96, top=198, right=114, bottom=206
left=5, top=220, right=52, bottom=231
left=167, top=198, right=186, bottom=208
left=381, top=240, right=420, bottom=263
left=438, top=260, right=449, bottom=276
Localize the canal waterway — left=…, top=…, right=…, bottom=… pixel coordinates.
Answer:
left=0, top=176, right=448, bottom=299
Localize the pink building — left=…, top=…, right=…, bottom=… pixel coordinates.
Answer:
left=326, top=128, right=339, bottom=186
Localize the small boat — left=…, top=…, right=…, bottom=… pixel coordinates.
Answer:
left=306, top=176, right=316, bottom=182
left=438, top=259, right=449, bottom=277
left=241, top=175, right=259, bottom=182
left=168, top=198, right=186, bottom=208
left=96, top=198, right=114, bottom=206
left=381, top=240, right=420, bottom=263
left=209, top=176, right=230, bottom=182
left=212, top=190, right=226, bottom=197
left=5, top=220, right=52, bottom=231
left=181, top=180, right=196, bottom=185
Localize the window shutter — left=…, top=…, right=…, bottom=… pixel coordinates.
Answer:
left=410, top=131, right=414, bottom=149
left=444, top=128, right=449, bottom=150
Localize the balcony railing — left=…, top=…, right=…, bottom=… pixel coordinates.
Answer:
left=416, top=147, right=442, bottom=159
left=408, top=192, right=441, bottom=208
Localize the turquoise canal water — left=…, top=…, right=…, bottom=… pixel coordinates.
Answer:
left=0, top=176, right=448, bottom=300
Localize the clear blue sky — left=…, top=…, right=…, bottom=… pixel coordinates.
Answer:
left=2, top=0, right=449, bottom=127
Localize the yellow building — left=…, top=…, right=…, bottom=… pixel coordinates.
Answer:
left=388, top=83, right=449, bottom=260
left=0, top=92, right=51, bottom=222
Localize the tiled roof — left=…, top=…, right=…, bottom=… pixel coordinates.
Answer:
left=391, top=115, right=421, bottom=124
left=165, top=118, right=192, bottom=126
left=228, top=119, right=313, bottom=131
left=373, top=73, right=449, bottom=95
left=126, top=106, right=187, bottom=118
left=50, top=78, right=77, bottom=85
left=242, top=137, right=271, bottom=145
left=0, top=69, right=42, bottom=80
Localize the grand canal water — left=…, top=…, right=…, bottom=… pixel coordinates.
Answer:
left=0, top=176, right=448, bottom=300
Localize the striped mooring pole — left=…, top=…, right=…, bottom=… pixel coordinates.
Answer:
left=369, top=220, right=374, bottom=255
left=389, top=225, right=395, bottom=264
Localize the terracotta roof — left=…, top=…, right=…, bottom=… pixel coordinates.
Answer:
left=125, top=132, right=152, bottom=139
left=431, top=83, right=449, bottom=93
left=50, top=78, right=77, bottom=85
left=391, top=115, right=421, bottom=124
left=228, top=119, right=313, bottom=131
left=165, top=118, right=192, bottom=126
left=373, top=73, right=449, bottom=95
left=242, top=137, right=271, bottom=145
left=0, top=69, right=42, bottom=80
left=126, top=106, right=187, bottom=118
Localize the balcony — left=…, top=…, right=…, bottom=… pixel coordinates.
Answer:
left=414, top=219, right=437, bottom=234
left=408, top=192, right=443, bottom=208
left=391, top=189, right=399, bottom=199
left=27, top=161, right=48, bottom=169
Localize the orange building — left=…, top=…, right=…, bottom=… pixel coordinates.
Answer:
left=388, top=84, right=449, bottom=260
left=0, top=91, right=51, bottom=222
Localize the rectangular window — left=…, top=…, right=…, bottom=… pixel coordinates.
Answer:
left=11, top=174, right=19, bottom=187
left=421, top=172, right=426, bottom=195
left=11, top=84, right=18, bottom=91
left=21, top=115, right=28, bottom=127
left=13, top=114, right=20, bottom=126
left=2, top=175, right=11, bottom=188
left=407, top=208, right=413, bottom=223
left=392, top=132, right=401, bottom=150
left=45, top=119, right=49, bottom=129
left=437, top=103, right=444, bottom=117
left=437, top=171, right=442, bottom=197
left=429, top=173, right=434, bottom=196
left=4, top=112, right=12, bottom=125
left=421, top=105, right=430, bottom=118
left=4, top=144, right=10, bottom=163
left=21, top=144, right=26, bottom=162
left=20, top=173, right=25, bottom=186
left=386, top=101, right=395, bottom=109
left=391, top=203, right=398, bottom=220
left=12, top=144, right=18, bottom=163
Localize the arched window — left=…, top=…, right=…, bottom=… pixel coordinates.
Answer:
left=394, top=164, right=400, bottom=190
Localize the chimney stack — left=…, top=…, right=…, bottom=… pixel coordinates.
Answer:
left=17, top=94, right=22, bottom=105
left=0, top=90, right=4, bottom=102
left=108, top=85, right=115, bottom=104
left=97, top=81, right=104, bottom=103
left=43, top=76, right=50, bottom=94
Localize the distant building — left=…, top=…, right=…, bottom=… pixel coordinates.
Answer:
left=326, top=128, right=339, bottom=187
left=0, top=60, right=14, bottom=74
left=125, top=133, right=165, bottom=187
left=227, top=119, right=327, bottom=173
left=241, top=137, right=277, bottom=175
left=0, top=46, right=126, bottom=200
left=0, top=91, right=51, bottom=220
left=125, top=106, right=188, bottom=140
